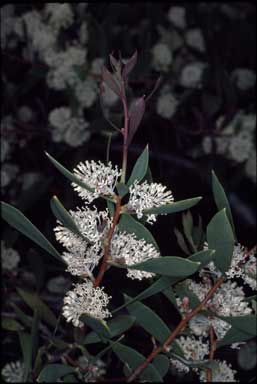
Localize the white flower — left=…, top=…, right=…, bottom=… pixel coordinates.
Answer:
left=75, top=79, right=98, bottom=108
left=167, top=6, right=186, bottom=29
left=170, top=336, right=209, bottom=373
left=91, top=58, right=105, bottom=76
left=49, top=106, right=71, bottom=129
left=54, top=206, right=110, bottom=274
left=72, top=160, right=121, bottom=203
left=185, top=28, right=205, bottom=52
left=62, top=281, right=111, bottom=327
left=21, top=172, right=41, bottom=191
left=157, top=92, right=178, bottom=119
left=151, top=43, right=172, bottom=72
left=199, top=360, right=237, bottom=382
left=228, top=130, right=253, bottom=162
left=128, top=180, right=174, bottom=224
left=77, top=355, right=106, bottom=382
left=1, top=163, right=19, bottom=188
left=180, top=62, right=206, bottom=88
left=242, top=113, right=256, bottom=132
left=242, top=253, right=257, bottom=290
left=110, top=231, right=160, bottom=280
left=231, top=68, right=256, bottom=91
left=1, top=360, right=24, bottom=382
left=44, top=3, right=74, bottom=31
left=1, top=241, right=20, bottom=271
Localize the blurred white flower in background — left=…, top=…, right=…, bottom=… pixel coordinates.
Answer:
left=151, top=42, right=173, bottom=72
left=231, top=68, right=256, bottom=91
left=157, top=92, right=178, bottom=119
left=185, top=28, right=205, bottom=52
left=1, top=163, right=19, bottom=188
left=91, top=57, right=105, bottom=76
left=75, top=79, right=98, bottom=108
left=245, top=150, right=256, bottom=184
left=167, top=6, right=186, bottom=29
left=17, top=105, right=35, bottom=123
left=44, top=3, right=74, bottom=32
left=180, top=62, right=206, bottom=88
left=1, top=241, right=20, bottom=271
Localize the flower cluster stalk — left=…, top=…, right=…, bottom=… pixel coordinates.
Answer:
left=127, top=276, right=224, bottom=382
left=93, top=196, right=121, bottom=287
left=121, top=79, right=129, bottom=183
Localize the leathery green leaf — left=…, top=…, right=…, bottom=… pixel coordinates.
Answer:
left=124, top=294, right=170, bottom=344
left=143, top=197, right=202, bottom=215
left=118, top=213, right=159, bottom=250
left=1, top=201, right=62, bottom=262
left=110, top=341, right=163, bottom=382
left=127, top=145, right=149, bottom=186
left=152, top=355, right=170, bottom=378
left=83, top=315, right=136, bottom=344
left=80, top=314, right=111, bottom=339
left=207, top=208, right=234, bottom=274
left=211, top=170, right=236, bottom=237
left=37, top=364, right=75, bottom=382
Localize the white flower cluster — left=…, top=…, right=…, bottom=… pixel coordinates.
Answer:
left=1, top=360, right=24, bottom=382
left=180, top=61, right=207, bottom=88
left=199, top=360, right=237, bottom=382
left=128, top=180, right=174, bottom=224
left=72, top=160, right=122, bottom=203
left=231, top=68, right=256, bottom=91
left=170, top=335, right=209, bottom=373
left=1, top=241, right=20, bottom=271
left=49, top=107, right=90, bottom=147
left=110, top=231, right=160, bottom=280
left=63, top=281, right=111, bottom=327
left=202, top=111, right=256, bottom=164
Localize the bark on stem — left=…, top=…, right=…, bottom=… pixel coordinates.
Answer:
left=121, top=80, right=129, bottom=183
left=127, top=276, right=224, bottom=382
left=94, top=196, right=121, bottom=288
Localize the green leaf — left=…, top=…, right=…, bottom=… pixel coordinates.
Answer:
left=211, top=170, right=236, bottom=238
left=112, top=276, right=185, bottom=315
left=31, top=310, right=40, bottom=362
left=37, top=364, right=75, bottom=382
left=1, top=318, right=24, bottom=331
left=11, top=303, right=33, bottom=327
left=80, top=314, right=111, bottom=339
left=116, top=183, right=129, bottom=198
left=19, top=332, right=32, bottom=381
left=107, top=200, right=115, bottom=218
left=124, top=294, right=170, bottom=344
left=1, top=201, right=62, bottom=262
left=142, top=166, right=153, bottom=184
left=46, top=152, right=113, bottom=202
left=110, top=341, right=163, bottom=382
left=217, top=327, right=255, bottom=348
left=50, top=196, right=81, bottom=236
left=188, top=249, right=216, bottom=267
left=218, top=315, right=257, bottom=336
left=182, top=211, right=197, bottom=252
left=83, top=315, right=136, bottom=344
left=174, top=227, right=191, bottom=255
left=169, top=352, right=219, bottom=370
left=118, top=213, right=159, bottom=250
left=207, top=209, right=234, bottom=274
left=125, top=256, right=200, bottom=277
left=143, top=197, right=202, bottom=215
left=127, top=145, right=149, bottom=186
left=17, top=288, right=57, bottom=328
left=152, top=355, right=170, bottom=378
left=34, top=346, right=45, bottom=377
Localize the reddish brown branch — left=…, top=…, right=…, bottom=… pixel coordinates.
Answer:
left=206, top=325, right=216, bottom=382
left=94, top=196, right=121, bottom=287
left=127, top=276, right=224, bottom=382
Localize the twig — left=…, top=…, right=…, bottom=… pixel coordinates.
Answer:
left=127, top=276, right=224, bottom=382
left=93, top=196, right=121, bottom=287
left=206, top=325, right=216, bottom=382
